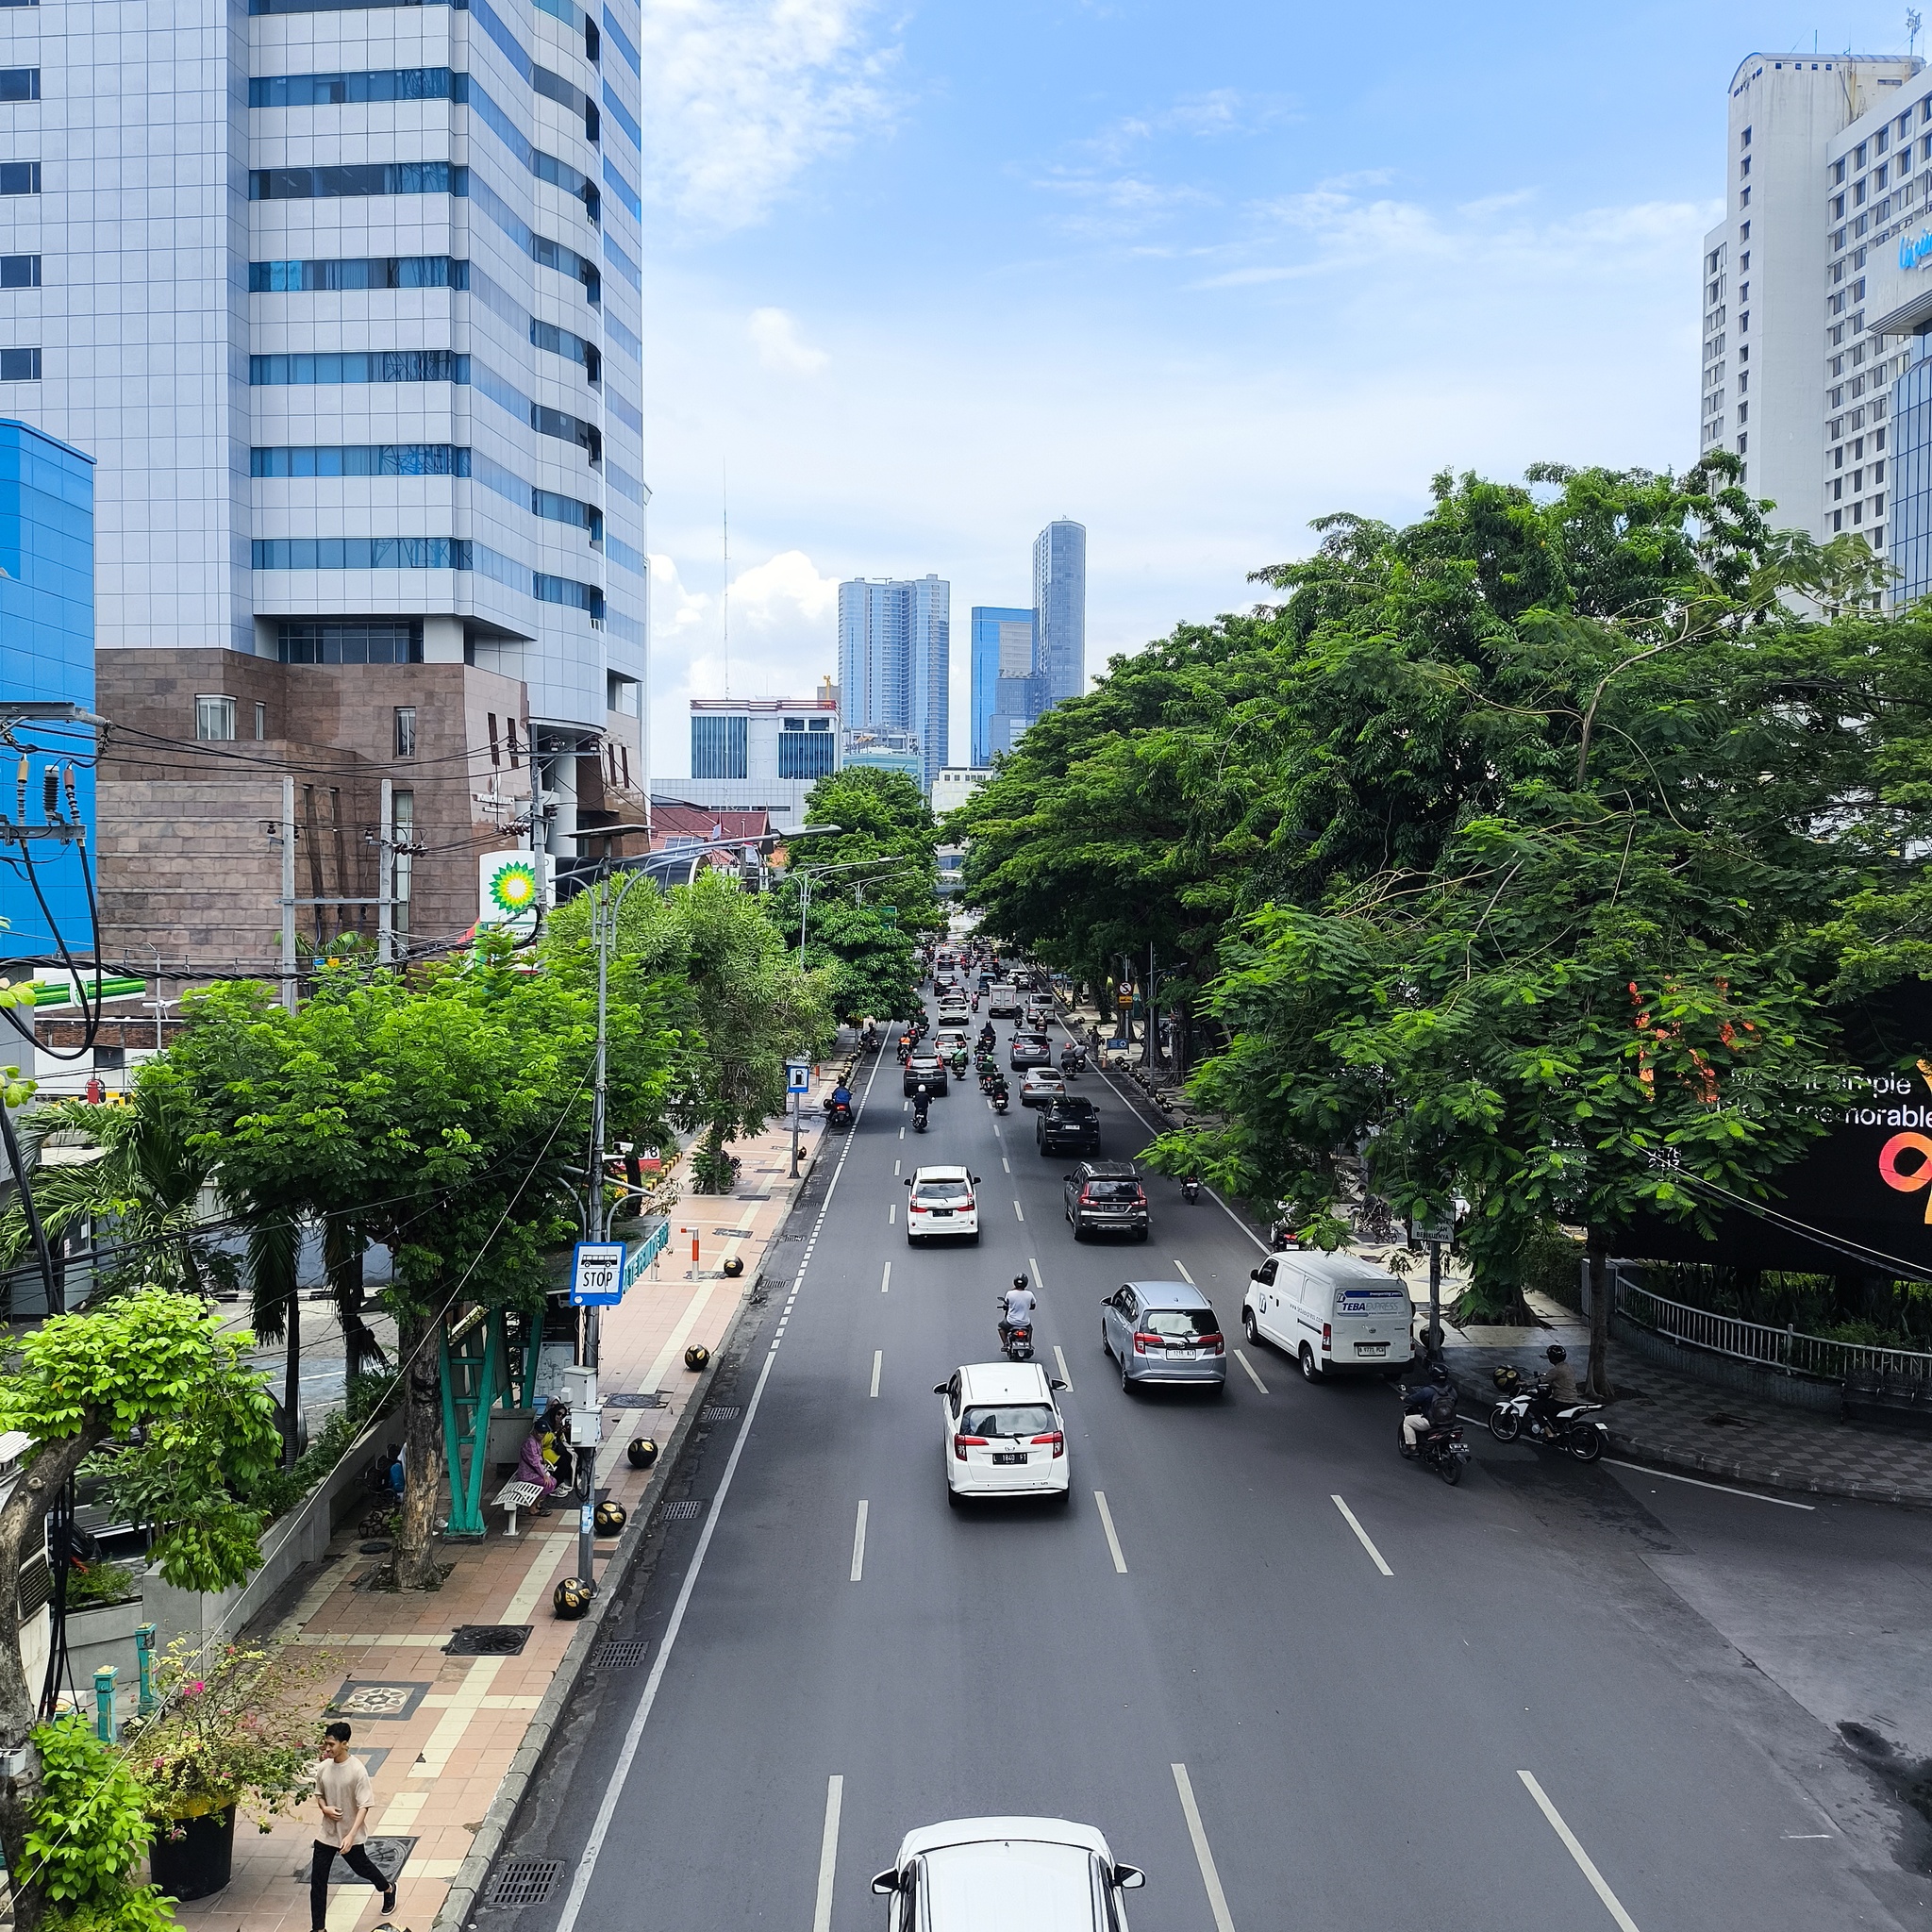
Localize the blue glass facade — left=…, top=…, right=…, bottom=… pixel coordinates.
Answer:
left=1032, top=520, right=1087, bottom=708
left=0, top=420, right=95, bottom=961
left=971, top=606, right=1035, bottom=767
left=1891, top=358, right=1932, bottom=605
left=837, top=575, right=949, bottom=791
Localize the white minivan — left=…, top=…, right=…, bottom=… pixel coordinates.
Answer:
left=1242, top=1251, right=1414, bottom=1381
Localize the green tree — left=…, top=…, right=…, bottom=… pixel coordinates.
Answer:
left=0, top=1291, right=279, bottom=1929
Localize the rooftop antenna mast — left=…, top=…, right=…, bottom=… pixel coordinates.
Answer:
left=722, top=460, right=730, bottom=700
left=1912, top=11, right=1924, bottom=56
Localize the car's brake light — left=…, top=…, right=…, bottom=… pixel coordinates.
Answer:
left=1031, top=1432, right=1065, bottom=1457
left=909, top=1203, right=926, bottom=1214
left=954, top=1434, right=987, bottom=1459
left=1322, top=1322, right=1332, bottom=1354
left=1133, top=1331, right=1160, bottom=1354
left=1200, top=1332, right=1225, bottom=1355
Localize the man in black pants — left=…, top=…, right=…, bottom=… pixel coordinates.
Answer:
left=312, top=1721, right=397, bottom=1930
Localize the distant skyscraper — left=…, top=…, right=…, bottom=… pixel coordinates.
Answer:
left=1032, top=521, right=1087, bottom=708
left=838, top=575, right=949, bottom=791
left=970, top=606, right=1039, bottom=765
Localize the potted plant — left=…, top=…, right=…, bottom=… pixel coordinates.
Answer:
left=124, top=1641, right=325, bottom=1901
left=24, top=1714, right=175, bottom=1932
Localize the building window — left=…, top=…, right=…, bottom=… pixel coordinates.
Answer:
left=276, top=618, right=424, bottom=662
left=0, top=256, right=35, bottom=290
left=1740, top=185, right=1750, bottom=206
left=808, top=716, right=830, bottom=730
left=0, top=69, right=40, bottom=101
left=253, top=536, right=466, bottom=570
left=251, top=256, right=460, bottom=291
left=391, top=789, right=414, bottom=937
left=620, top=744, right=630, bottom=787
left=0, top=161, right=37, bottom=194
left=507, top=719, right=521, bottom=767
left=394, top=707, right=418, bottom=758
left=0, top=347, right=40, bottom=380
left=249, top=161, right=458, bottom=200
left=778, top=732, right=838, bottom=781
left=251, top=349, right=463, bottom=385
left=1738, top=435, right=1748, bottom=456
left=1835, top=509, right=1845, bottom=531
left=254, top=702, right=268, bottom=741
left=1834, top=478, right=1844, bottom=500
left=195, top=696, right=236, bottom=741
left=489, top=713, right=502, bottom=767
left=1835, top=158, right=1847, bottom=183
left=691, top=715, right=748, bottom=780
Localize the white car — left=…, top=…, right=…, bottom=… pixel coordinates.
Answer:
left=905, top=1165, right=982, bottom=1244
left=873, top=1818, right=1143, bottom=1926
left=1019, top=1068, right=1067, bottom=1108
left=936, top=1361, right=1071, bottom=1502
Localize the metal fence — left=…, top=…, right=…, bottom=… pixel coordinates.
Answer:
left=1615, top=1277, right=1932, bottom=1388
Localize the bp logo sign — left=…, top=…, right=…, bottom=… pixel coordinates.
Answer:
left=478, top=851, right=547, bottom=937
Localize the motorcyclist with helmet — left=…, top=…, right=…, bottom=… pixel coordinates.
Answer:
left=911, top=1084, right=930, bottom=1129
left=1401, top=1361, right=1458, bottom=1452
left=998, top=1274, right=1037, bottom=1351
left=1528, top=1344, right=1580, bottom=1439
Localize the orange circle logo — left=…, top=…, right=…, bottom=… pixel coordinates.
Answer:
left=1878, top=1131, right=1932, bottom=1220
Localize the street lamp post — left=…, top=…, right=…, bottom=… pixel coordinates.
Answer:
left=791, top=856, right=911, bottom=968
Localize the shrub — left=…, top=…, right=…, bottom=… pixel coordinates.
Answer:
left=25, top=1716, right=174, bottom=1932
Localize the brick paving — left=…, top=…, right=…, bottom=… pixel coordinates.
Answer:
left=169, top=1063, right=853, bottom=1932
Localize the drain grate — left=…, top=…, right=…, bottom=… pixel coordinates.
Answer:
left=700, top=1406, right=741, bottom=1424
left=597, top=1640, right=648, bottom=1668
left=605, top=1391, right=666, bottom=1409
left=444, top=1624, right=532, bottom=1657
left=486, top=1861, right=563, bottom=1909
left=666, top=1499, right=706, bottom=1520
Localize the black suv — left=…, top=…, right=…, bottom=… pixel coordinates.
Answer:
left=1063, top=1160, right=1150, bottom=1241
left=904, top=1052, right=949, bottom=1096
left=1037, top=1096, right=1101, bottom=1157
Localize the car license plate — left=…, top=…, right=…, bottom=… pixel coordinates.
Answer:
left=930, top=1208, right=952, bottom=1217
left=992, top=1451, right=1026, bottom=1465
left=1357, top=1342, right=1388, bottom=1357
left=1175, top=1348, right=1197, bottom=1359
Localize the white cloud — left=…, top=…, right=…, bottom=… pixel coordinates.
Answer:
left=748, top=306, right=830, bottom=373
left=635, top=0, right=897, bottom=228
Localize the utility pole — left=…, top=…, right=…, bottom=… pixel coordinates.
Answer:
left=376, top=778, right=394, bottom=967
left=280, top=776, right=297, bottom=1011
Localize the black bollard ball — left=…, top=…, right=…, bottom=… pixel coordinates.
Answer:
left=627, top=1437, right=658, bottom=1469
left=594, top=1498, right=627, bottom=1536
left=684, top=1343, right=710, bottom=1372
left=553, top=1575, right=593, bottom=1619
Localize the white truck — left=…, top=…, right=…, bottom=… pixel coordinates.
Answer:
left=988, top=982, right=1021, bottom=1018
left=1241, top=1250, right=1414, bottom=1381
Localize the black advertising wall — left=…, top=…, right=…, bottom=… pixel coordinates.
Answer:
left=1623, top=989, right=1932, bottom=1280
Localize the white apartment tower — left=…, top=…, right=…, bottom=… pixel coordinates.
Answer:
left=1700, top=52, right=1924, bottom=567
left=0, top=0, right=649, bottom=961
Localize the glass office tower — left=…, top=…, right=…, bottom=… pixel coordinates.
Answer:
left=837, top=574, right=949, bottom=791
left=970, top=605, right=1036, bottom=766
left=1032, top=520, right=1087, bottom=708
left=0, top=418, right=94, bottom=960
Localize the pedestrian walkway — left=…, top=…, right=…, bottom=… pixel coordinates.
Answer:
left=1438, top=1291, right=1932, bottom=1507
left=170, top=1062, right=854, bottom=1932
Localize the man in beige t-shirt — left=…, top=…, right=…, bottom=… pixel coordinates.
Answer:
left=311, top=1722, right=396, bottom=1931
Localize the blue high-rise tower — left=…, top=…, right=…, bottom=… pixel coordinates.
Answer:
left=837, top=575, right=949, bottom=792
left=970, top=606, right=1039, bottom=766
left=1032, top=520, right=1087, bottom=709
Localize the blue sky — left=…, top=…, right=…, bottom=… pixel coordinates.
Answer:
left=636, top=1, right=1918, bottom=779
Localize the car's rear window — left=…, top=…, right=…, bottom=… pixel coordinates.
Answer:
left=960, top=1404, right=1056, bottom=1437
left=1016, top=1032, right=1049, bottom=1045
left=1083, top=1179, right=1141, bottom=1201
left=1051, top=1099, right=1096, bottom=1117
left=1143, top=1306, right=1220, bottom=1338
left=914, top=1181, right=971, bottom=1203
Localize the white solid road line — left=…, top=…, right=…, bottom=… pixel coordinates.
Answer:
left=1233, top=1348, right=1268, bottom=1393
left=881, top=1262, right=891, bottom=1294
left=1092, top=1490, right=1128, bottom=1573
left=870, top=1350, right=882, bottom=1398
left=547, top=1040, right=881, bottom=1932
left=849, top=1500, right=869, bottom=1583
left=1603, top=1457, right=1815, bottom=1510
left=1331, top=1493, right=1393, bottom=1576
left=1171, top=1762, right=1238, bottom=1932
left=811, top=1774, right=843, bottom=1932
left=1053, top=1344, right=1073, bottom=1391
left=1014, top=1199, right=1024, bottom=1221
left=1173, top=1258, right=1195, bottom=1284
left=1518, top=1771, right=1642, bottom=1932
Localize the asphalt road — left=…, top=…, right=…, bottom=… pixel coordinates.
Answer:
left=489, top=996, right=1932, bottom=1932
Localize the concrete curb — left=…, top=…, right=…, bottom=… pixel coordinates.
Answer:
left=429, top=1155, right=814, bottom=1932
left=1603, top=1427, right=1932, bottom=1510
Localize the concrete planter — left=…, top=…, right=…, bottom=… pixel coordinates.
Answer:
left=1610, top=1315, right=1843, bottom=1413
left=66, top=1593, right=144, bottom=1707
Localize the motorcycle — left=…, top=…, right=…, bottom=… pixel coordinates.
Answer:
left=827, top=1099, right=854, bottom=1132
left=950, top=1049, right=969, bottom=1076
left=912, top=1108, right=929, bottom=1134
left=1181, top=1176, right=1202, bottom=1204
left=996, top=1303, right=1035, bottom=1362
left=991, top=1091, right=1009, bottom=1115
left=1489, top=1391, right=1607, bottom=1462
left=860, top=1024, right=879, bottom=1052
left=1058, top=1047, right=1086, bottom=1076
left=1397, top=1417, right=1471, bottom=1485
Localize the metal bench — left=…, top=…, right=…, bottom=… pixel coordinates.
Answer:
left=491, top=1479, right=547, bottom=1538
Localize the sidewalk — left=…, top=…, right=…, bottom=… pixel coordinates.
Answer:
left=1437, top=1291, right=1932, bottom=1508
left=172, top=1066, right=848, bottom=1932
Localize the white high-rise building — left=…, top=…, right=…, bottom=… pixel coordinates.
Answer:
left=0, top=0, right=648, bottom=958
left=1699, top=52, right=1922, bottom=567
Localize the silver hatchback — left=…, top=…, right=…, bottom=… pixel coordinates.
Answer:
left=1100, top=1280, right=1227, bottom=1392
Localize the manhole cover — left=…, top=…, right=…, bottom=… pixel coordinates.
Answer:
left=1704, top=1412, right=1753, bottom=1428
left=486, top=1861, right=563, bottom=1909
left=308, top=1836, right=415, bottom=1886
left=666, top=1499, right=706, bottom=1520
left=605, top=1391, right=665, bottom=1409
left=444, top=1624, right=533, bottom=1657
left=701, top=1406, right=740, bottom=1423
left=597, top=1640, right=648, bottom=1668
left=711, top=1226, right=755, bottom=1236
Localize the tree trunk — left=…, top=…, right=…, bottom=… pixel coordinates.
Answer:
left=0, top=1425, right=108, bottom=1932
left=282, top=1278, right=302, bottom=1469
left=392, top=1312, right=444, bottom=1590
left=1586, top=1227, right=1613, bottom=1402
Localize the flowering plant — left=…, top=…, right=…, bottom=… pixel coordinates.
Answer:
left=123, top=1640, right=329, bottom=1827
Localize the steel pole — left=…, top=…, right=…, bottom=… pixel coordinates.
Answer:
left=280, top=775, right=297, bottom=1010
left=1427, top=1240, right=1441, bottom=1359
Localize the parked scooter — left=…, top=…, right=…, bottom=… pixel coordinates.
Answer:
left=1489, top=1390, right=1607, bottom=1462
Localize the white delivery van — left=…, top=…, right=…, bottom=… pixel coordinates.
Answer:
left=1241, top=1250, right=1414, bottom=1382
left=988, top=983, right=1021, bottom=1017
